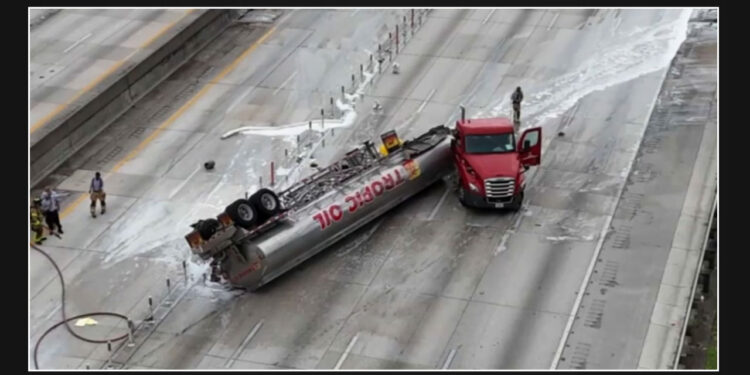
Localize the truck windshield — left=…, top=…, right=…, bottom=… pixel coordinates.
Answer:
left=465, top=133, right=515, bottom=154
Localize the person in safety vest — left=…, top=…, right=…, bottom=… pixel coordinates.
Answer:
left=30, top=197, right=47, bottom=244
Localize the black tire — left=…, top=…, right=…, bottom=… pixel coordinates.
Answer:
left=456, top=178, right=470, bottom=208
left=249, top=188, right=281, bottom=221
left=509, top=192, right=524, bottom=212
left=225, top=199, right=258, bottom=229
left=197, top=218, right=220, bottom=240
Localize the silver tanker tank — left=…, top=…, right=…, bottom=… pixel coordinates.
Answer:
left=186, top=125, right=453, bottom=290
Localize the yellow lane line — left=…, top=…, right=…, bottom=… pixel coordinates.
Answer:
left=59, top=24, right=278, bottom=219
left=30, top=9, right=195, bottom=135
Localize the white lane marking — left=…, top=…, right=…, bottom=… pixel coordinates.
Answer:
left=673, top=197, right=716, bottom=369
left=334, top=333, right=359, bottom=369
left=227, top=85, right=256, bottom=113
left=44, top=304, right=62, bottom=322
left=225, top=319, right=264, bottom=368
left=63, top=33, right=92, bottom=54
left=547, top=13, right=560, bottom=31
left=482, top=9, right=496, bottom=25
left=441, top=347, right=458, bottom=369
left=494, top=203, right=525, bottom=255
left=427, top=183, right=451, bottom=221
left=168, top=165, right=201, bottom=199
left=417, top=88, right=437, bottom=113
left=549, top=67, right=670, bottom=369
left=273, top=71, right=298, bottom=96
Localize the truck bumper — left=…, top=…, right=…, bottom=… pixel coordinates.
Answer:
left=458, top=187, right=520, bottom=210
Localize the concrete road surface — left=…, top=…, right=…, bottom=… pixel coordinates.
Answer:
left=29, top=8, right=715, bottom=370
left=30, top=9, right=198, bottom=138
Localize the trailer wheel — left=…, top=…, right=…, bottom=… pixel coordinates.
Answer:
left=250, top=188, right=281, bottom=221
left=225, top=199, right=257, bottom=229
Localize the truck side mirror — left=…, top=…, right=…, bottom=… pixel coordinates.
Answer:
left=523, top=140, right=531, bottom=151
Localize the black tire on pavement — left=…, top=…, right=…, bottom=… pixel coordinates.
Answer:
left=225, top=199, right=258, bottom=229
left=249, top=188, right=281, bottom=222
left=510, top=192, right=524, bottom=212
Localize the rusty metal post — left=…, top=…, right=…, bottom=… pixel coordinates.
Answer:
left=395, top=25, right=399, bottom=53
left=411, top=9, right=415, bottom=35
left=127, top=320, right=135, bottom=347
left=146, top=296, right=154, bottom=322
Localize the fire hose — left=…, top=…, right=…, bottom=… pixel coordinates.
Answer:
left=31, top=243, right=130, bottom=369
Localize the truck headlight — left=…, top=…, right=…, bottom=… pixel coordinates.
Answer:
left=468, top=182, right=479, bottom=192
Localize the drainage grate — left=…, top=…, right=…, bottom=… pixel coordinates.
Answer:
left=598, top=260, right=619, bottom=287
left=569, top=342, right=592, bottom=369
left=583, top=299, right=606, bottom=329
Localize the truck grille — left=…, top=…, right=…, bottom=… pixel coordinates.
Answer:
left=484, top=177, right=515, bottom=198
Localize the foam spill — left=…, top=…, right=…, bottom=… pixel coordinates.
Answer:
left=482, top=9, right=692, bottom=131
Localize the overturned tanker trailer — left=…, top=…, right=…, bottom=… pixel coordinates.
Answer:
left=185, top=125, right=453, bottom=290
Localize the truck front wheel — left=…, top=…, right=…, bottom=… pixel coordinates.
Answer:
left=456, top=182, right=470, bottom=207
left=510, top=191, right=524, bottom=212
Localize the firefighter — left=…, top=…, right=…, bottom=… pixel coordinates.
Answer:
left=41, top=186, right=63, bottom=235
left=511, top=86, right=524, bottom=125
left=30, top=198, right=46, bottom=244
left=89, top=172, right=106, bottom=218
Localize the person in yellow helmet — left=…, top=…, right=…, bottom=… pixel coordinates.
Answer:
left=30, top=197, right=47, bottom=244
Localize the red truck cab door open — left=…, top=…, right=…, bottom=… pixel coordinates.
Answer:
left=518, top=127, right=542, bottom=166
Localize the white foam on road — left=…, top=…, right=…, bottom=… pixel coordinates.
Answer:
left=546, top=235, right=595, bottom=242
left=483, top=9, right=692, bottom=131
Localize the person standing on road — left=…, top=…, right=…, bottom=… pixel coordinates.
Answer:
left=30, top=198, right=47, bottom=244
left=41, top=186, right=63, bottom=235
left=89, top=172, right=106, bottom=218
left=511, top=86, right=524, bottom=125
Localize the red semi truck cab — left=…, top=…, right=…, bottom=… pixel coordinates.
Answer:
left=451, top=117, right=542, bottom=210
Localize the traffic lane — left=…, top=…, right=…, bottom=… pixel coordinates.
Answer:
left=52, top=23, right=303, bottom=179
left=267, top=9, right=588, bottom=369
left=306, top=58, right=527, bottom=372
left=182, top=9, right=669, bottom=369
left=437, top=69, right=668, bottom=369
left=44, top=9, right=419, bottom=369
left=30, top=9, right=165, bottom=94
left=316, top=202, right=516, bottom=369
left=29, top=245, right=182, bottom=368
left=327, top=9, right=543, bottom=163
left=111, top=11, right=490, bottom=367
left=560, top=23, right=717, bottom=367
left=30, top=9, right=193, bottom=130
left=107, top=9, right=395, bottom=181
left=122, top=184, right=457, bottom=369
